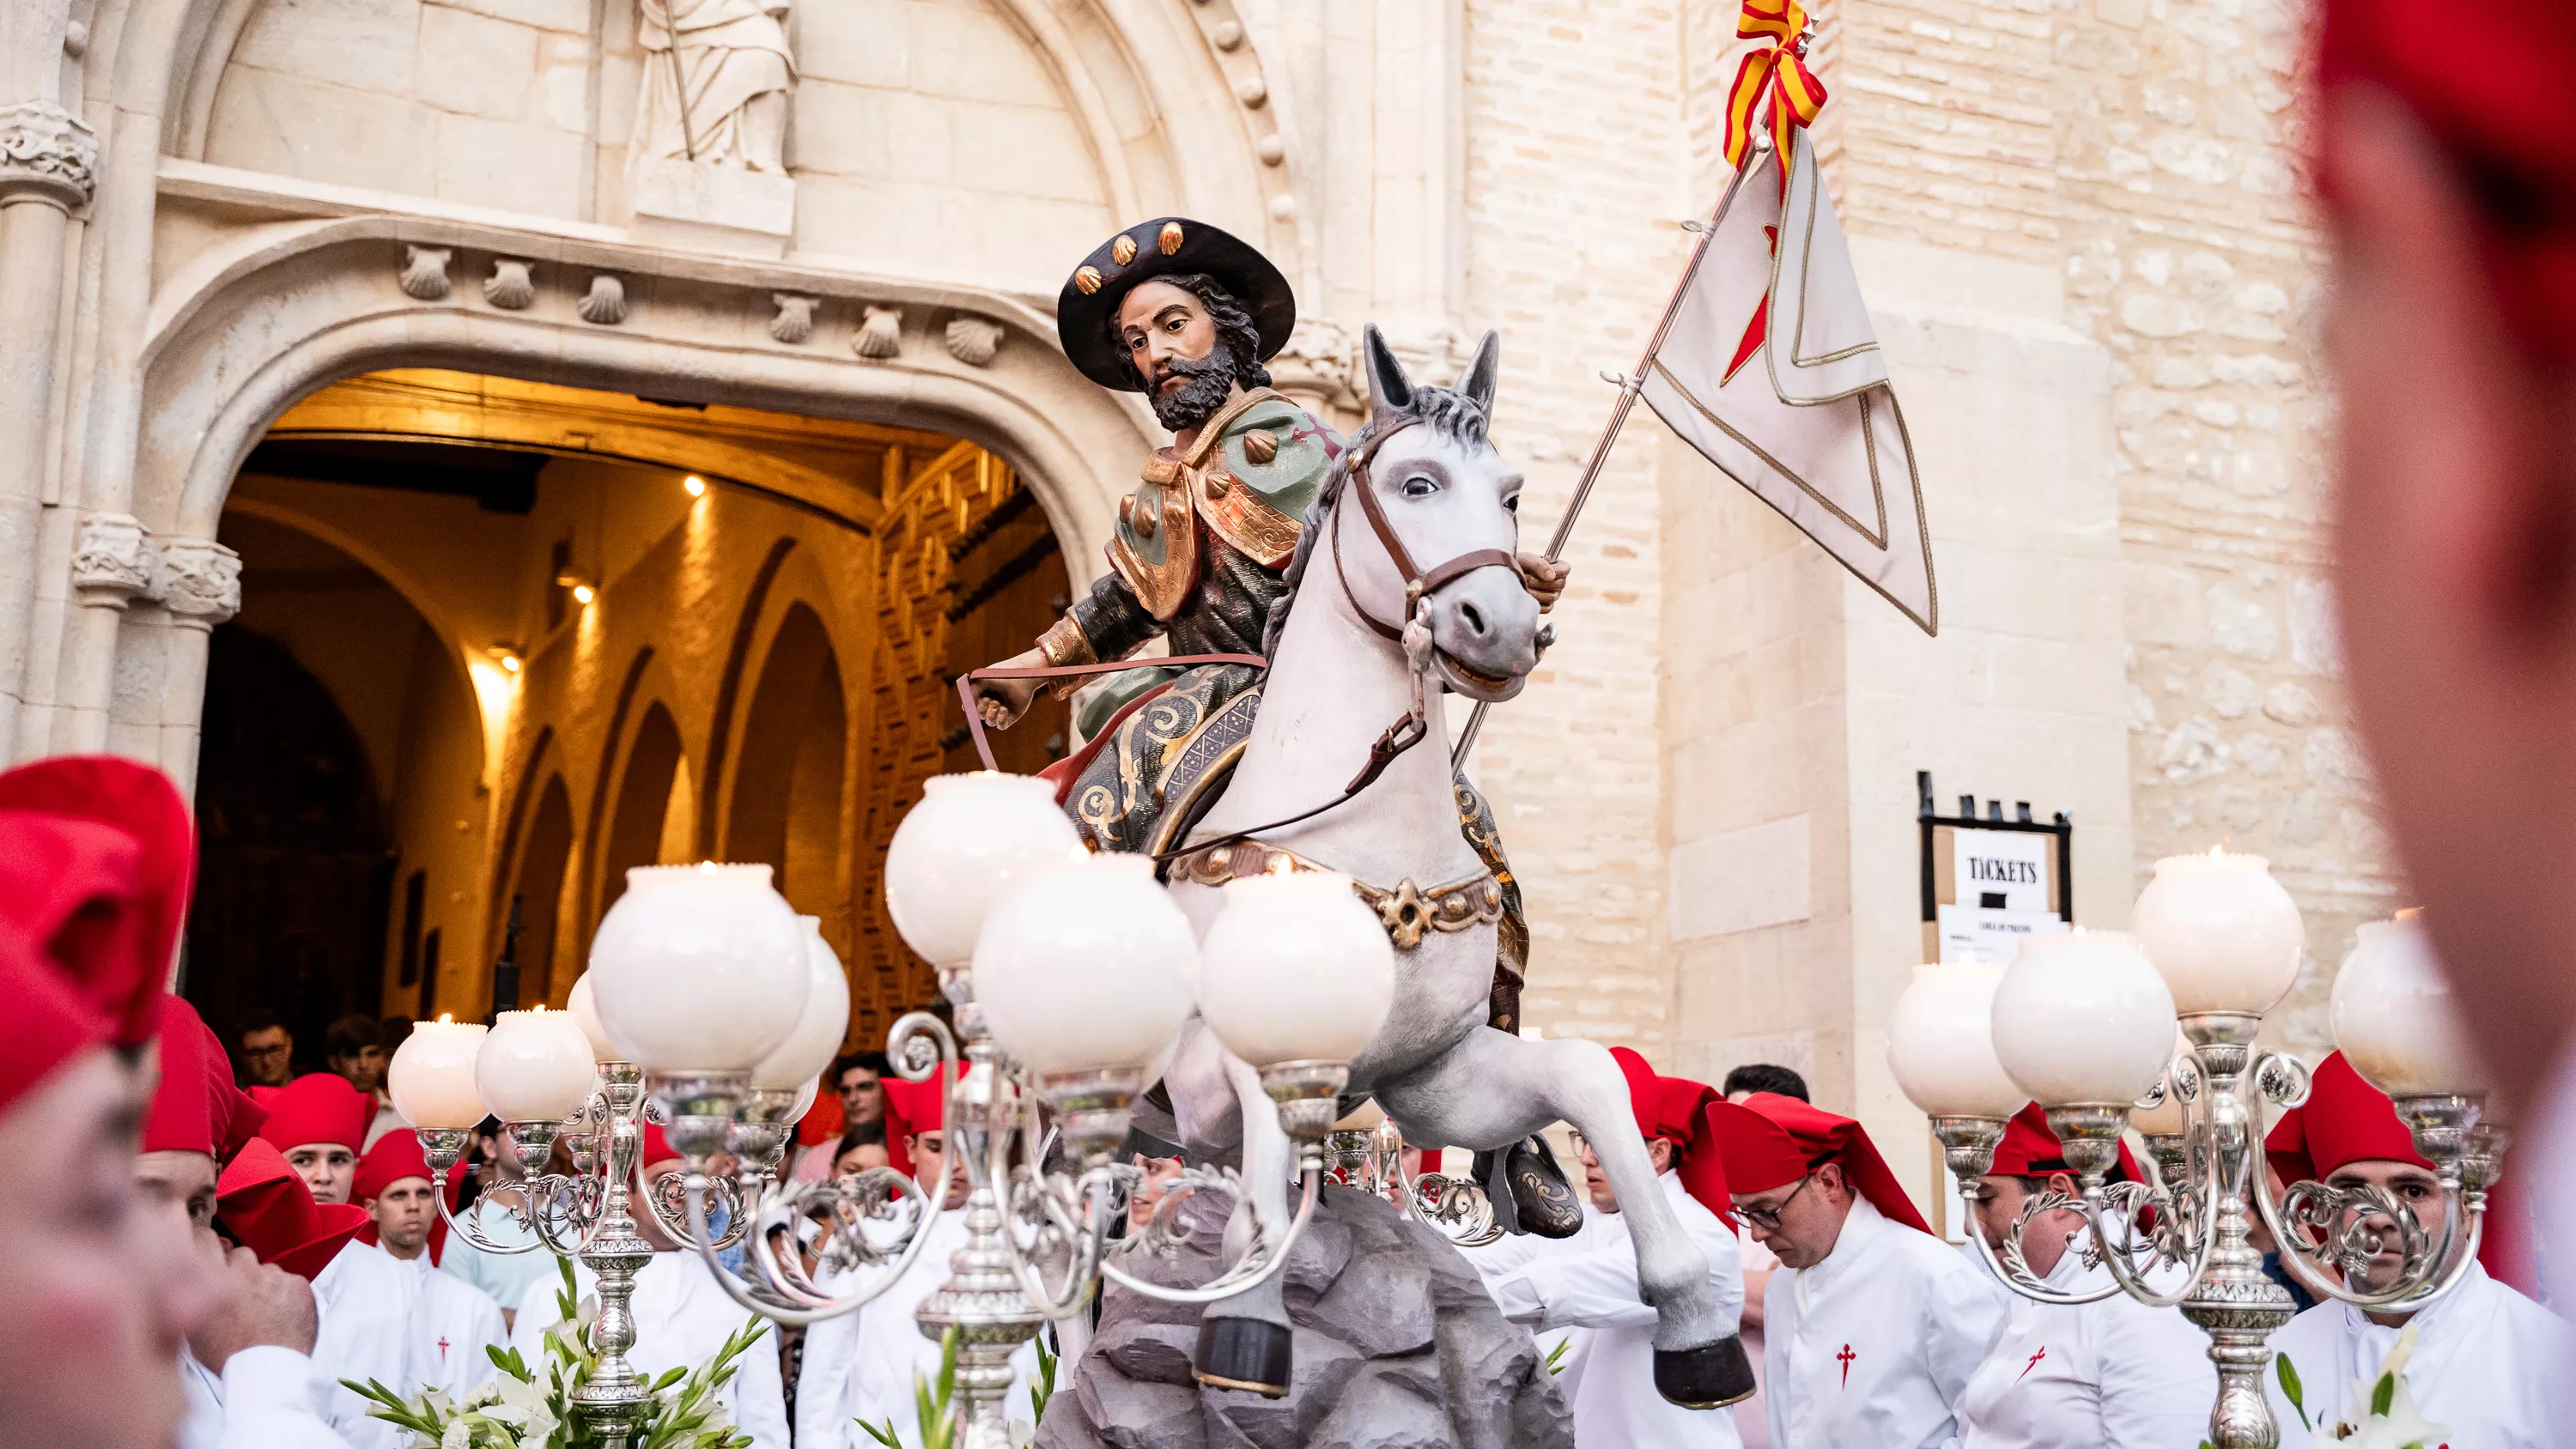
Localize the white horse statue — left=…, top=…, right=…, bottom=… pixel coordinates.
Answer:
left=1148, top=324, right=1747, bottom=1408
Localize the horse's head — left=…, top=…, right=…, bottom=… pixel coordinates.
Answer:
left=1316, top=325, right=1542, bottom=703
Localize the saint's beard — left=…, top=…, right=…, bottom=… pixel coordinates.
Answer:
left=1149, top=344, right=1240, bottom=433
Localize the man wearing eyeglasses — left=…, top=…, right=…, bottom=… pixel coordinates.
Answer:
left=1710, top=1093, right=2003, bottom=1449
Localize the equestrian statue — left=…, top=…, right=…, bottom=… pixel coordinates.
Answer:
left=966, top=218, right=1754, bottom=1434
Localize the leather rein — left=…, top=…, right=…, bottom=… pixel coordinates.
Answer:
left=957, top=415, right=1520, bottom=864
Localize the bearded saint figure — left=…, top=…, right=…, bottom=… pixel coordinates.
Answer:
left=632, top=0, right=794, bottom=173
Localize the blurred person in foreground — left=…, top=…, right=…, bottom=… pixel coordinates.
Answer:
left=0, top=754, right=344, bottom=1448
left=1467, top=1047, right=1746, bottom=1448
left=2311, top=0, right=2576, bottom=1294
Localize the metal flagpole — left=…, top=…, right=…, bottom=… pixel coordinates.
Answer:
left=1450, top=155, right=1758, bottom=767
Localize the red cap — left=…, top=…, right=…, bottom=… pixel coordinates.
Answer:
left=354, top=1131, right=434, bottom=1202
left=2265, top=1051, right=2432, bottom=1184
left=216, top=1137, right=369, bottom=1280
left=1989, top=1102, right=2142, bottom=1185
left=798, top=1089, right=845, bottom=1149
left=254, top=1073, right=374, bottom=1155
left=640, top=1122, right=683, bottom=1169
left=2320, top=0, right=2576, bottom=362
left=1707, top=1092, right=1932, bottom=1234
left=1609, top=1047, right=1735, bottom=1225
left=0, top=756, right=196, bottom=1048
left=881, top=1070, right=953, bottom=1180
left=143, top=996, right=267, bottom=1160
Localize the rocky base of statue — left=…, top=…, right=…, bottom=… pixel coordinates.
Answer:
left=1036, top=1184, right=1572, bottom=1449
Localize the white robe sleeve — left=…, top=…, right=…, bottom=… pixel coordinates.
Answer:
left=795, top=1293, right=865, bottom=1449
left=2094, top=1300, right=2221, bottom=1449
left=1924, top=1260, right=2009, bottom=1418
left=212, top=1347, right=359, bottom=1449
left=723, top=1321, right=792, bottom=1449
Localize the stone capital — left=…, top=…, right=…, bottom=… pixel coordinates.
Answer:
left=0, top=100, right=99, bottom=211
left=160, top=537, right=244, bottom=627
left=71, top=512, right=156, bottom=608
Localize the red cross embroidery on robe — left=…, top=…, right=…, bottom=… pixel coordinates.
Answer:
left=1837, top=1343, right=1856, bottom=1385
left=2019, top=1347, right=2046, bottom=1381
left=436, top=1336, right=451, bottom=1363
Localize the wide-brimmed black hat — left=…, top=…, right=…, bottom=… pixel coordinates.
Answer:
left=1055, top=217, right=1296, bottom=392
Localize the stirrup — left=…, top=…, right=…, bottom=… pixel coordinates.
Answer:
left=1473, top=1133, right=1583, bottom=1239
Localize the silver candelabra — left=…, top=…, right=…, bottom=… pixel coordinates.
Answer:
left=1935, top=1013, right=2499, bottom=1449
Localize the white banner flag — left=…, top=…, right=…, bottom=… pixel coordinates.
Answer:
left=1639, top=130, right=1937, bottom=634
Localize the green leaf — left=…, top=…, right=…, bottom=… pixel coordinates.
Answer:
left=2275, top=1352, right=2311, bottom=1430
left=857, top=1416, right=904, bottom=1448
left=2372, top=1370, right=2397, bottom=1419
left=1543, top=1338, right=1571, bottom=1375
left=1030, top=1329, right=1059, bottom=1422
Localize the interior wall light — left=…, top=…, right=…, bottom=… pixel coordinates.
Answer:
left=684, top=475, right=708, bottom=497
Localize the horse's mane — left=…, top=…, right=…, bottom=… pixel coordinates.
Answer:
left=1262, top=385, right=1492, bottom=658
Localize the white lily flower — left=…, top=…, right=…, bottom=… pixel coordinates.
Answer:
left=439, top=1419, right=474, bottom=1449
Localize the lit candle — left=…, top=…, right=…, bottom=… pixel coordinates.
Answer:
left=1887, top=962, right=2029, bottom=1120
left=2129, top=848, right=2306, bottom=1016
left=1990, top=931, right=2178, bottom=1106
left=1196, top=870, right=1394, bottom=1068
left=477, top=1006, right=598, bottom=1124
left=389, top=1016, right=489, bottom=1130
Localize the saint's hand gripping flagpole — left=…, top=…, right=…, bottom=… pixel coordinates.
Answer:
left=1454, top=0, right=1940, bottom=766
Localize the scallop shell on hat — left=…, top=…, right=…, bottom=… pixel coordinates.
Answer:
left=1111, top=234, right=1138, bottom=266
left=1158, top=221, right=1184, bottom=255
left=1074, top=265, right=1103, bottom=295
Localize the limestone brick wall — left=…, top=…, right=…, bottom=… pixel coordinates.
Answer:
left=1674, top=0, right=2379, bottom=1062
left=1456, top=0, right=1695, bottom=1059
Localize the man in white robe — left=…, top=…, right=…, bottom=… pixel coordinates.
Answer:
left=354, top=1132, right=506, bottom=1397
left=509, top=1129, right=789, bottom=1449
left=217, top=1137, right=420, bottom=1449
left=1954, top=1105, right=2215, bottom=1449
left=797, top=1070, right=1040, bottom=1447
left=1711, top=1092, right=2005, bottom=1449
left=1468, top=1046, right=1745, bottom=1448
left=2262, top=1053, right=2570, bottom=1449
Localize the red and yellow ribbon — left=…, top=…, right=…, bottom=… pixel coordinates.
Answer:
left=1722, top=0, right=1828, bottom=173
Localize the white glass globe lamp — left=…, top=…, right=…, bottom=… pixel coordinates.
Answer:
left=2332, top=912, right=2489, bottom=1098
left=477, top=1007, right=598, bottom=1123
left=388, top=1017, right=489, bottom=1131
left=1990, top=931, right=2178, bottom=1106
left=565, top=973, right=618, bottom=1061
left=973, top=854, right=1198, bottom=1074
left=884, top=773, right=1083, bottom=968
left=1196, top=871, right=1394, bottom=1068
left=587, top=863, right=807, bottom=1073
left=2129, top=849, right=2306, bottom=1016
left=750, top=918, right=853, bottom=1091
left=1888, top=962, right=2030, bottom=1120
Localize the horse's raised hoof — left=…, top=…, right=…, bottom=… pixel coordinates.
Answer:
left=1194, top=1318, right=1292, bottom=1397
left=1653, top=1335, right=1758, bottom=1409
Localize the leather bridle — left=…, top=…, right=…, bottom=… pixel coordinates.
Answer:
left=1327, top=417, right=1522, bottom=647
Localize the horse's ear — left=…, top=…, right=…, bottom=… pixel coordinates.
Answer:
left=1363, top=324, right=1413, bottom=423
left=1455, top=330, right=1501, bottom=415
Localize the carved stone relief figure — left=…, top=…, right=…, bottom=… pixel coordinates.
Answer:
left=631, top=0, right=795, bottom=175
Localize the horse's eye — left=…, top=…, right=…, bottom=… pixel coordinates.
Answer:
left=1401, top=475, right=1438, bottom=499
left=1503, top=494, right=1520, bottom=513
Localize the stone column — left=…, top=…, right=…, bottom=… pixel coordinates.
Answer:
left=0, top=100, right=97, bottom=757
left=63, top=511, right=156, bottom=755
left=156, top=537, right=240, bottom=791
